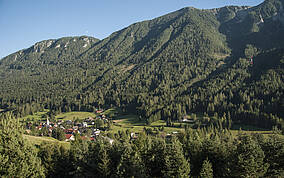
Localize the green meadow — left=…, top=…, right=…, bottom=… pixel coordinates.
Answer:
left=23, top=134, right=70, bottom=149
left=21, top=108, right=282, bottom=146
left=55, top=111, right=97, bottom=121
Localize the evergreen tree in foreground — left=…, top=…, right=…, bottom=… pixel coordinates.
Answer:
left=231, top=135, right=269, bottom=178
left=200, top=158, right=213, bottom=178
left=162, top=137, right=190, bottom=177
left=116, top=143, right=146, bottom=177
left=0, top=113, right=45, bottom=177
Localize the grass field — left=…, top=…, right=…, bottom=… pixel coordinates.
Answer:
left=230, top=130, right=274, bottom=136
left=23, top=134, right=70, bottom=149
left=19, top=109, right=49, bottom=122
left=55, top=111, right=97, bottom=121
left=104, top=108, right=120, bottom=117
left=104, top=109, right=276, bottom=135
left=108, top=113, right=185, bottom=134
left=21, top=108, right=281, bottom=143
left=231, top=124, right=270, bottom=131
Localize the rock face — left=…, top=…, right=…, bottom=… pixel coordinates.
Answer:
left=32, top=40, right=55, bottom=53
left=0, top=36, right=99, bottom=64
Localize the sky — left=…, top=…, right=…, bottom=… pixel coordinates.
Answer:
left=0, top=0, right=264, bottom=59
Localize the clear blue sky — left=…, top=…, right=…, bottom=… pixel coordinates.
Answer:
left=0, top=0, right=263, bottom=58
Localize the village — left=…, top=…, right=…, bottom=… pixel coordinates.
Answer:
left=24, top=109, right=116, bottom=143
left=22, top=108, right=195, bottom=143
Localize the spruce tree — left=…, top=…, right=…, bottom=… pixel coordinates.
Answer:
left=116, top=144, right=146, bottom=177
left=231, top=135, right=268, bottom=178
left=97, top=144, right=111, bottom=177
left=0, top=113, right=45, bottom=177
left=162, top=137, right=190, bottom=177
left=200, top=158, right=213, bottom=178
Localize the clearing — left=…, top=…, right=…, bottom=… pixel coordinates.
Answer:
left=19, top=109, right=49, bottom=122
left=23, top=134, right=70, bottom=149
left=55, top=111, right=96, bottom=121
left=21, top=108, right=281, bottom=140
left=109, top=113, right=185, bottom=134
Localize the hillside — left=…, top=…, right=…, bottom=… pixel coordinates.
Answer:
left=0, top=0, right=283, bottom=130
left=0, top=36, right=99, bottom=110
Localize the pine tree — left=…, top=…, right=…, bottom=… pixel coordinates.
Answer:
left=69, top=136, right=89, bottom=176
left=259, top=135, right=284, bottom=177
left=146, top=138, right=167, bottom=177
left=97, top=144, right=111, bottom=177
left=231, top=135, right=268, bottom=178
left=38, top=142, right=71, bottom=177
left=200, top=158, right=213, bottom=178
left=162, top=137, right=190, bottom=177
left=116, top=144, right=146, bottom=177
left=0, top=113, right=45, bottom=177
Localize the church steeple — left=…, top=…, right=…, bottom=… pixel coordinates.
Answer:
left=46, top=118, right=50, bottom=126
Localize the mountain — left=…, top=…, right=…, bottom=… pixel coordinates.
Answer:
left=0, top=0, right=283, bottom=129
left=0, top=36, right=99, bottom=101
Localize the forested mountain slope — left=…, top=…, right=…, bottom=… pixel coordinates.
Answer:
left=0, top=0, right=283, bottom=129
left=0, top=36, right=99, bottom=109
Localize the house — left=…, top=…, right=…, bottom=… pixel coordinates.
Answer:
left=96, top=110, right=103, bottom=114
left=130, top=132, right=139, bottom=139
left=94, top=129, right=100, bottom=136
left=182, top=115, right=195, bottom=123
left=25, top=129, right=31, bottom=134
left=65, top=134, right=75, bottom=141
left=80, top=136, right=88, bottom=141
left=66, top=120, right=73, bottom=125
left=182, top=118, right=195, bottom=123
left=82, top=122, right=88, bottom=127
left=73, top=126, right=79, bottom=130
left=64, top=129, right=74, bottom=134
left=102, top=136, right=114, bottom=145
left=86, top=117, right=94, bottom=121
left=48, top=127, right=54, bottom=133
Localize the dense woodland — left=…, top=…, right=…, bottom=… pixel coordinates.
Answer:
left=0, top=0, right=284, bottom=178
left=0, top=2, right=284, bottom=177
left=1, top=113, right=284, bottom=177
left=0, top=0, right=283, bottom=132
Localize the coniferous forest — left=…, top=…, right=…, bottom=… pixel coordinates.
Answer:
left=1, top=113, right=284, bottom=177
left=1, top=0, right=284, bottom=177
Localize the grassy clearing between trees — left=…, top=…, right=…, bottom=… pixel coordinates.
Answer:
left=23, top=134, right=70, bottom=149
left=110, top=114, right=186, bottom=134
left=19, top=109, right=49, bottom=122
left=109, top=116, right=276, bottom=136
left=103, top=108, right=119, bottom=117
left=230, top=130, right=274, bottom=137
left=55, top=111, right=97, bottom=121
left=22, top=108, right=281, bottom=146
left=231, top=124, right=270, bottom=131
left=19, top=110, right=98, bottom=122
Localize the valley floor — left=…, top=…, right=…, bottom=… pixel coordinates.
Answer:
left=21, top=108, right=280, bottom=146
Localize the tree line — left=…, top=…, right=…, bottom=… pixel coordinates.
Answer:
left=1, top=113, right=284, bottom=177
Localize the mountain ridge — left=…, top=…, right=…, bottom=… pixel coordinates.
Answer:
left=0, top=0, right=283, bottom=130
